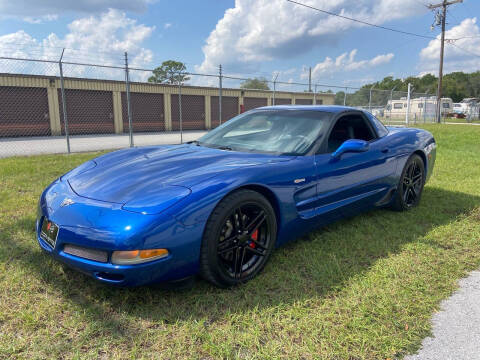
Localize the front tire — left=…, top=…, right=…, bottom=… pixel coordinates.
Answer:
left=200, top=190, right=277, bottom=287
left=391, top=154, right=425, bottom=211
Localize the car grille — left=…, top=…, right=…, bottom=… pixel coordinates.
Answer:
left=63, top=244, right=108, bottom=263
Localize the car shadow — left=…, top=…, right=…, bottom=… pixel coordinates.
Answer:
left=4, top=186, right=480, bottom=340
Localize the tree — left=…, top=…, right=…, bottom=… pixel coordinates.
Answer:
left=338, top=71, right=480, bottom=104
left=148, top=60, right=190, bottom=85
left=240, top=77, right=270, bottom=90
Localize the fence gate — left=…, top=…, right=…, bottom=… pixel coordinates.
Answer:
left=121, top=93, right=164, bottom=132
left=211, top=96, right=239, bottom=128
left=59, top=89, right=114, bottom=135
left=171, top=94, right=205, bottom=130
left=0, top=86, right=50, bottom=137
left=244, top=97, right=268, bottom=111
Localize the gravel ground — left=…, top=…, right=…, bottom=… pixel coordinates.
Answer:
left=405, top=270, right=480, bottom=360
left=0, top=131, right=206, bottom=158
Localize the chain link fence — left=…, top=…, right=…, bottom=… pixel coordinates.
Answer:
left=1, top=55, right=479, bottom=158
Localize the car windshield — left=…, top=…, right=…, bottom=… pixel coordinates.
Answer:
left=197, top=109, right=331, bottom=155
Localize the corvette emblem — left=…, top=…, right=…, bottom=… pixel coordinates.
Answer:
left=60, top=198, right=75, bottom=207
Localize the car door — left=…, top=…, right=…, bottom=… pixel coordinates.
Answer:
left=313, top=111, right=396, bottom=217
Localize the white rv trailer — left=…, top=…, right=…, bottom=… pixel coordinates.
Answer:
left=386, top=96, right=453, bottom=119
left=453, top=98, right=480, bottom=119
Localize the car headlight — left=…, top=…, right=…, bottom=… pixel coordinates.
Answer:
left=111, top=249, right=169, bottom=265
left=121, top=185, right=191, bottom=215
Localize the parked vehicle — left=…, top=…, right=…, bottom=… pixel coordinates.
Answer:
left=386, top=97, right=452, bottom=119
left=455, top=98, right=480, bottom=120
left=37, top=106, right=436, bottom=287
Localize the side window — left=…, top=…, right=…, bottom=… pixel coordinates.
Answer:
left=326, top=115, right=376, bottom=153
left=393, top=103, right=403, bottom=109
left=367, top=113, right=388, bottom=138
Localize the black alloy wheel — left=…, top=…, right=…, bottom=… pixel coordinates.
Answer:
left=392, top=154, right=425, bottom=211
left=200, top=190, right=276, bottom=287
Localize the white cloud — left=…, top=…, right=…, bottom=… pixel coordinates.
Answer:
left=304, top=49, right=394, bottom=79
left=22, top=14, right=58, bottom=24
left=419, top=17, right=480, bottom=73
left=164, top=23, right=172, bottom=29
left=0, top=0, right=152, bottom=17
left=0, top=9, right=155, bottom=80
left=196, top=0, right=425, bottom=73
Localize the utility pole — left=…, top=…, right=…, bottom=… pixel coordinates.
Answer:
left=308, top=67, right=312, bottom=92
left=428, top=0, right=463, bottom=123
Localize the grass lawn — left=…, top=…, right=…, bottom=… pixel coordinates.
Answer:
left=1, top=124, right=480, bottom=359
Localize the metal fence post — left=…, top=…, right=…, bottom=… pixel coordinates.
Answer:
left=179, top=79, right=183, bottom=144
left=124, top=52, right=134, bottom=147
left=344, top=87, right=347, bottom=106
left=389, top=86, right=397, bottom=120
left=406, top=83, right=412, bottom=126
left=424, top=95, right=427, bottom=123
left=58, top=49, right=70, bottom=153
left=368, top=85, right=375, bottom=112
left=272, top=72, right=278, bottom=106
left=219, top=64, right=223, bottom=125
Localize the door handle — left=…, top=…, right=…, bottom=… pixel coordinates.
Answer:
left=381, top=148, right=390, bottom=153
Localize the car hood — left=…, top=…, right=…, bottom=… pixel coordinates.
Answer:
left=67, top=144, right=293, bottom=204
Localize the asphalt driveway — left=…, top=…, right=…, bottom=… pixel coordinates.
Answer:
left=0, top=131, right=206, bottom=158
left=405, top=270, right=480, bottom=360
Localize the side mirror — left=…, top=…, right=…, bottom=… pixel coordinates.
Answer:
left=331, top=139, right=369, bottom=160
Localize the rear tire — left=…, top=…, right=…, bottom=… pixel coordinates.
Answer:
left=200, top=190, right=277, bottom=287
left=391, top=154, right=425, bottom=211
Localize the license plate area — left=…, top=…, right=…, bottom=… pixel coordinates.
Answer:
left=40, top=218, right=59, bottom=249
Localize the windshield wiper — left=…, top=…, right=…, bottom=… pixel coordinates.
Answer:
left=187, top=140, right=201, bottom=146
left=216, top=145, right=233, bottom=151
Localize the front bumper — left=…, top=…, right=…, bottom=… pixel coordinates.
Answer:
left=37, top=230, right=180, bottom=286
left=36, top=179, right=202, bottom=286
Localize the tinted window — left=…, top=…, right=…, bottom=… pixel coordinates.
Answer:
left=366, top=113, right=388, bottom=138
left=326, top=114, right=376, bottom=153
left=394, top=103, right=403, bottom=109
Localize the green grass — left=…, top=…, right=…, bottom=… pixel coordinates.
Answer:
left=1, top=124, right=480, bottom=359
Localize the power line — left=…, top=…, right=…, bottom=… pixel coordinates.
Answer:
left=448, top=41, right=480, bottom=58
left=285, top=0, right=438, bottom=39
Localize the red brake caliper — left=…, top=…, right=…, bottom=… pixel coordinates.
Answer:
left=249, top=229, right=258, bottom=248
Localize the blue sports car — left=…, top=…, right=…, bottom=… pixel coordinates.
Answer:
left=37, top=106, right=436, bottom=287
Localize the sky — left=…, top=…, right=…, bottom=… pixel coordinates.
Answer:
left=0, top=0, right=479, bottom=90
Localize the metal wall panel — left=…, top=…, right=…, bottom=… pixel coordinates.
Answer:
left=0, top=86, right=50, bottom=137
left=211, top=96, right=239, bottom=128
left=244, top=97, right=268, bottom=111
left=171, top=94, right=205, bottom=130
left=121, top=92, right=165, bottom=132
left=58, top=89, right=114, bottom=135
left=274, top=98, right=292, bottom=105
left=295, top=99, right=314, bottom=105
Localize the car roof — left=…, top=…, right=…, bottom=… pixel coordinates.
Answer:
left=256, top=105, right=361, bottom=114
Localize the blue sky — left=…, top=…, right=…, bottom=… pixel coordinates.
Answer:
left=0, top=0, right=479, bottom=89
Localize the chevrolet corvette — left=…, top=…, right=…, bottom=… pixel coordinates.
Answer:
left=37, top=106, right=436, bottom=287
